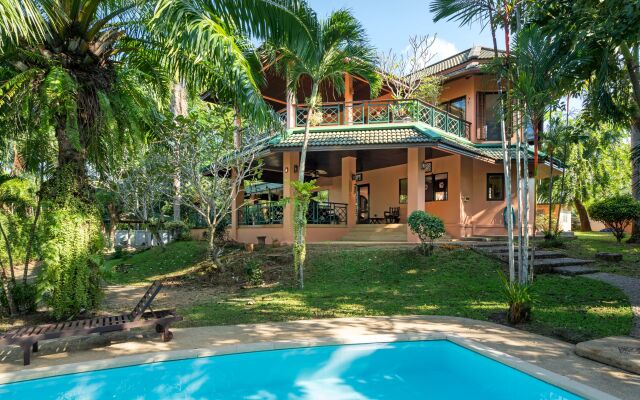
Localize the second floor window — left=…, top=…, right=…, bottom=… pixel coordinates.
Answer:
left=441, top=97, right=466, bottom=120
left=477, top=92, right=501, bottom=141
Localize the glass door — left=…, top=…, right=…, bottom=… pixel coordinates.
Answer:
left=356, top=184, right=370, bottom=223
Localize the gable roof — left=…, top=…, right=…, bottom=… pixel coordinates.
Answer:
left=409, top=46, right=504, bottom=80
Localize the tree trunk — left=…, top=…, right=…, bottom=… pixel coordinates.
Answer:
left=171, top=81, right=188, bottom=222
left=629, top=118, right=640, bottom=241
left=0, top=221, right=15, bottom=281
left=621, top=44, right=640, bottom=242
left=547, top=149, right=554, bottom=235
left=22, top=193, right=42, bottom=283
left=54, top=116, right=88, bottom=195
left=486, top=3, right=515, bottom=282
left=292, top=82, right=319, bottom=290
left=574, top=198, right=592, bottom=232
left=0, top=261, right=17, bottom=316
left=107, top=203, right=118, bottom=250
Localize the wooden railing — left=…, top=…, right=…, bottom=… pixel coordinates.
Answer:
left=277, top=99, right=471, bottom=140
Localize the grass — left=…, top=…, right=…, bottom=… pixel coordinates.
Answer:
left=177, top=246, right=632, bottom=342
left=562, top=232, right=640, bottom=279
left=103, top=241, right=209, bottom=285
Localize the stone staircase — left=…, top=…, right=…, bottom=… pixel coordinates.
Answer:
left=339, top=224, right=407, bottom=242
left=445, top=240, right=597, bottom=275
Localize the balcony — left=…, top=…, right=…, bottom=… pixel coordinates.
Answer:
left=278, top=99, right=471, bottom=140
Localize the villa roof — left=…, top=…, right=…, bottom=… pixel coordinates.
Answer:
left=268, top=123, right=503, bottom=163
left=263, top=123, right=556, bottom=167
left=410, top=46, right=504, bottom=80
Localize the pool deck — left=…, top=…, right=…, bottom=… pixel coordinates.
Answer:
left=0, top=315, right=638, bottom=399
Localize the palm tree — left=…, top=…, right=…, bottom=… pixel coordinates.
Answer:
left=430, top=0, right=519, bottom=282
left=265, top=9, right=381, bottom=288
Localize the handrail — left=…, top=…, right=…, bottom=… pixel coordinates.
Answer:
left=277, top=99, right=471, bottom=140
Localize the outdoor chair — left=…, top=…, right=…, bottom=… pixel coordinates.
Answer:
left=0, top=281, right=182, bottom=365
left=384, top=207, right=401, bottom=223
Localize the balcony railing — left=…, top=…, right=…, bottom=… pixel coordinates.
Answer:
left=277, top=99, right=471, bottom=140
left=238, top=202, right=284, bottom=226
left=307, top=201, right=348, bottom=225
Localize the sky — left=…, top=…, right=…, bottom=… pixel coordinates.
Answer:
left=308, top=0, right=506, bottom=62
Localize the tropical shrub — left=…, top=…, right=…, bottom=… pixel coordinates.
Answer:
left=589, top=195, right=640, bottom=243
left=39, top=200, right=104, bottom=320
left=244, top=260, right=264, bottom=286
left=165, top=220, right=190, bottom=241
left=499, top=271, right=532, bottom=324
left=1, top=282, right=38, bottom=316
left=407, top=211, right=445, bottom=255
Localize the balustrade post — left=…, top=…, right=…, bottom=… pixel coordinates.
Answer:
left=286, top=88, right=297, bottom=129
left=344, top=73, right=354, bottom=125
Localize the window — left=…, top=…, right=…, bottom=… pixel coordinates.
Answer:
left=441, top=97, right=466, bottom=119
left=399, top=178, right=408, bottom=204
left=477, top=93, right=501, bottom=141
left=426, top=173, right=448, bottom=201
left=487, top=173, right=505, bottom=201
left=314, top=189, right=329, bottom=203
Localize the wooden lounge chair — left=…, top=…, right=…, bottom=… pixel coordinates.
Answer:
left=0, top=281, right=182, bottom=365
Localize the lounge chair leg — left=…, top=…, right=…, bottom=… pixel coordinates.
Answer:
left=32, top=342, right=38, bottom=353
left=21, top=343, right=32, bottom=366
left=161, top=325, right=174, bottom=342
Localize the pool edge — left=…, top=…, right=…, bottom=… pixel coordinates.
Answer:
left=0, top=332, right=620, bottom=400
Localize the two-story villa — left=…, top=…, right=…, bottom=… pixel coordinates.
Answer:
left=230, top=46, right=557, bottom=244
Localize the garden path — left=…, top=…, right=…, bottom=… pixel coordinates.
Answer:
left=585, top=273, right=640, bottom=338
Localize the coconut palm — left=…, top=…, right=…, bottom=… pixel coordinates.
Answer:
left=1, top=0, right=313, bottom=196
left=264, top=8, right=381, bottom=288
left=430, top=0, right=520, bottom=283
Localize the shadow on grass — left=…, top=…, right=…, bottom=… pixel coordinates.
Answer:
left=179, top=247, right=633, bottom=341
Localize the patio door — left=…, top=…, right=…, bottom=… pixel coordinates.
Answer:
left=356, top=184, right=370, bottom=223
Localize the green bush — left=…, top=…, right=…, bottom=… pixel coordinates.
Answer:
left=407, top=211, right=445, bottom=255
left=589, top=194, right=640, bottom=243
left=1, top=282, right=38, bottom=315
left=244, top=260, right=264, bottom=286
left=165, top=220, right=191, bottom=241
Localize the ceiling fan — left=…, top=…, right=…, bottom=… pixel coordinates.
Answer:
left=306, top=169, right=328, bottom=178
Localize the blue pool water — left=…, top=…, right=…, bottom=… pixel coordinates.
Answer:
left=0, top=340, right=582, bottom=399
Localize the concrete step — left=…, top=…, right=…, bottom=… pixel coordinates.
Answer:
left=553, top=265, right=600, bottom=276
left=532, top=258, right=595, bottom=274
left=444, top=241, right=508, bottom=248
left=493, top=251, right=565, bottom=260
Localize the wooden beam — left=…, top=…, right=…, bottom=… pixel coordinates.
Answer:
left=262, top=95, right=287, bottom=105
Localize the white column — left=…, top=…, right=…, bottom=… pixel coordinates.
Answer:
left=407, top=147, right=426, bottom=243
left=282, top=151, right=300, bottom=243
left=344, top=73, right=354, bottom=125
left=341, top=156, right=357, bottom=227
left=286, top=88, right=297, bottom=129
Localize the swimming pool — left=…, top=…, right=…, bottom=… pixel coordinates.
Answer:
left=0, top=340, right=585, bottom=399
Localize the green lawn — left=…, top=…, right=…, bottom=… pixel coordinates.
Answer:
left=103, top=241, right=209, bottom=285
left=563, top=232, right=640, bottom=278
left=177, top=246, right=632, bottom=342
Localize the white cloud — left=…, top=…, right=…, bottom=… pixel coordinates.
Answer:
left=429, top=37, right=459, bottom=63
